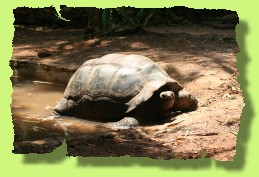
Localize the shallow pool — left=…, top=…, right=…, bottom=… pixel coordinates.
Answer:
left=11, top=77, right=103, bottom=142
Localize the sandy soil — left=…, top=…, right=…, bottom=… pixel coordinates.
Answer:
left=12, top=24, right=244, bottom=161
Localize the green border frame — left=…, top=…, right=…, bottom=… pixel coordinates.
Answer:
left=0, top=0, right=257, bottom=176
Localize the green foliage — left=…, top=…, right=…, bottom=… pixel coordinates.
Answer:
left=87, top=8, right=157, bottom=36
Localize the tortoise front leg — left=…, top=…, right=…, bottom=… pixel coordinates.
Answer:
left=104, top=117, right=139, bottom=129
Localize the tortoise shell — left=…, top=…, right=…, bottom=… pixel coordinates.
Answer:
left=54, top=54, right=183, bottom=121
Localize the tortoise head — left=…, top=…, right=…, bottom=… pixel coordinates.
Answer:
left=171, top=89, right=198, bottom=112
left=160, top=91, right=175, bottom=101
left=153, top=89, right=198, bottom=117
left=151, top=90, right=175, bottom=117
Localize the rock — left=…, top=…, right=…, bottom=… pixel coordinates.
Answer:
left=38, top=49, right=52, bottom=58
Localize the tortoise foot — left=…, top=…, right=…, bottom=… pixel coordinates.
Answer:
left=104, top=117, right=139, bottom=129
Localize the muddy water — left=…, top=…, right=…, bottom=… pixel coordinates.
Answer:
left=11, top=77, right=106, bottom=142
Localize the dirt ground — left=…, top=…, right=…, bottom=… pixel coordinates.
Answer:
left=12, top=24, right=244, bottom=161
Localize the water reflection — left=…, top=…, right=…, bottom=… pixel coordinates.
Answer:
left=11, top=77, right=105, bottom=143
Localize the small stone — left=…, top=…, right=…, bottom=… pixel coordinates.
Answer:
left=44, top=105, right=52, bottom=110
left=38, top=49, right=52, bottom=58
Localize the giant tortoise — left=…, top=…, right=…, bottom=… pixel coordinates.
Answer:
left=54, top=54, right=198, bottom=128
